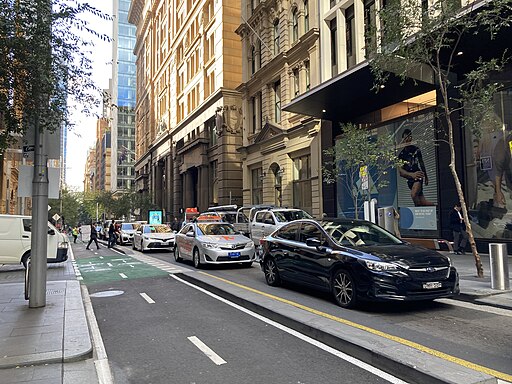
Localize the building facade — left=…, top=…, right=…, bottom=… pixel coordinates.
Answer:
left=111, top=0, right=137, bottom=194
left=129, top=0, right=244, bottom=220
left=283, top=0, right=512, bottom=250
left=236, top=0, right=325, bottom=218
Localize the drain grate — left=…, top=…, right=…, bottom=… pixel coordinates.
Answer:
left=46, top=289, right=65, bottom=295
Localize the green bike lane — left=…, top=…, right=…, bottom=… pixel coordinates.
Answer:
left=75, top=254, right=170, bottom=285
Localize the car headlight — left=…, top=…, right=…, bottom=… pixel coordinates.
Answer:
left=58, top=241, right=68, bottom=249
left=360, top=259, right=399, bottom=272
left=203, top=242, right=220, bottom=249
left=246, top=241, right=254, bottom=248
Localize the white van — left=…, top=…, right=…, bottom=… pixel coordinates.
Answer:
left=0, top=214, right=69, bottom=268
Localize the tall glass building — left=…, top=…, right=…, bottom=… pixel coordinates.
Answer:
left=111, top=0, right=136, bottom=193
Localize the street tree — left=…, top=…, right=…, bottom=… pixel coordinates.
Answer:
left=367, top=0, right=512, bottom=277
left=323, top=123, right=403, bottom=219
left=48, top=188, right=81, bottom=227
left=0, top=0, right=110, bottom=153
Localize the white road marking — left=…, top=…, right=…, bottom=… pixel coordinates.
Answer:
left=119, top=273, right=128, bottom=279
left=107, top=263, right=113, bottom=267
left=187, top=336, right=227, bottom=366
left=140, top=292, right=155, bottom=304
left=173, top=275, right=408, bottom=384
left=438, top=298, right=512, bottom=318
left=99, top=256, right=104, bottom=259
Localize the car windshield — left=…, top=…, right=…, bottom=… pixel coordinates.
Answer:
left=122, top=223, right=137, bottom=230
left=143, top=225, right=171, bottom=234
left=197, top=223, right=237, bottom=236
left=321, top=221, right=403, bottom=247
left=274, top=210, right=313, bottom=222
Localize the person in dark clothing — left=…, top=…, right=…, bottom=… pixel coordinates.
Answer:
left=108, top=220, right=116, bottom=248
left=171, top=217, right=180, bottom=232
left=450, top=202, right=468, bottom=254
left=86, top=223, right=100, bottom=250
left=398, top=129, right=435, bottom=206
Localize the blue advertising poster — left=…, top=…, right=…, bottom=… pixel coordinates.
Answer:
left=149, top=210, right=163, bottom=225
left=400, top=207, right=438, bottom=230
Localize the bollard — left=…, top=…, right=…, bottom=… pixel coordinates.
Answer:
left=488, top=243, right=510, bottom=290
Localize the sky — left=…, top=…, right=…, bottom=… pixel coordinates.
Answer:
left=65, top=1, right=113, bottom=190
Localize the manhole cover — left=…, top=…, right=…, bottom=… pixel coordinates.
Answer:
left=89, top=290, right=124, bottom=298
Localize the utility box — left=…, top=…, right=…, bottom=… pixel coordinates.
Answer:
left=378, top=206, right=396, bottom=234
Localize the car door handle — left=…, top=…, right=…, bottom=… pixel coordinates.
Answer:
left=22, top=235, right=29, bottom=239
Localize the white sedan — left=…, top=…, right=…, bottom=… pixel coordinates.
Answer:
left=133, top=224, right=175, bottom=252
left=175, top=222, right=256, bottom=268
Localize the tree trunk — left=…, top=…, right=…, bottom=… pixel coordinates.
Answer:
left=439, top=71, right=484, bottom=278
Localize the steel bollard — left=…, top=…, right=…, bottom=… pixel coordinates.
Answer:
left=488, top=243, right=510, bottom=290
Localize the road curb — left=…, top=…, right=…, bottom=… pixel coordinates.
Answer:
left=176, top=271, right=497, bottom=384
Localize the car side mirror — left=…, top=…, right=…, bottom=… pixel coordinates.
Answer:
left=186, top=231, right=195, bottom=237
left=305, top=238, right=321, bottom=247
left=48, top=228, right=55, bottom=235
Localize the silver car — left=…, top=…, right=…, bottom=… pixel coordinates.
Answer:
left=133, top=224, right=175, bottom=252
left=175, top=222, right=255, bottom=268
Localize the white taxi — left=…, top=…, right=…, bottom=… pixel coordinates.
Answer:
left=174, top=221, right=255, bottom=268
left=133, top=224, right=175, bottom=252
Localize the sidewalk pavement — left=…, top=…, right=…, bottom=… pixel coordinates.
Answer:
left=0, top=244, right=510, bottom=383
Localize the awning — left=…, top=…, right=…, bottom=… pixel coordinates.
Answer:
left=283, top=61, right=435, bottom=123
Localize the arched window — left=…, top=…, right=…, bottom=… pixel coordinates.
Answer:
left=273, top=19, right=280, bottom=55
left=292, top=8, right=299, bottom=42
left=251, top=45, right=256, bottom=75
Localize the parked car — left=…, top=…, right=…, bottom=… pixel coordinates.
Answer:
left=0, top=214, right=69, bottom=268
left=117, top=222, right=140, bottom=245
left=260, top=218, right=459, bottom=309
left=133, top=224, right=175, bottom=252
left=250, top=208, right=314, bottom=243
left=175, top=221, right=256, bottom=268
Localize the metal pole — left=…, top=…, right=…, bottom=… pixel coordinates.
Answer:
left=29, top=122, right=49, bottom=308
left=489, top=243, right=510, bottom=290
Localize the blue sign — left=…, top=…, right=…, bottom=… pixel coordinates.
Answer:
left=400, top=207, right=437, bottom=230
left=148, top=210, right=163, bottom=225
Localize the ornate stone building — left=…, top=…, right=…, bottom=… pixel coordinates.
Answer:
left=236, top=0, right=325, bottom=217
left=129, top=0, right=244, bottom=220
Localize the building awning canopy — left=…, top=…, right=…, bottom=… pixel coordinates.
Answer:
left=283, top=61, right=435, bottom=123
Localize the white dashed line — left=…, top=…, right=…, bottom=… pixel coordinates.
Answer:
left=140, top=292, right=155, bottom=304
left=119, top=273, right=128, bottom=279
left=187, top=336, right=227, bottom=365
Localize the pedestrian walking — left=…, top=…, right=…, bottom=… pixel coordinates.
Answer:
left=108, top=220, right=117, bottom=248
left=85, top=223, right=100, bottom=250
left=450, top=201, right=468, bottom=254
left=72, top=226, right=79, bottom=243
left=171, top=217, right=180, bottom=232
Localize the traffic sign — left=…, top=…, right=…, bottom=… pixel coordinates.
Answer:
left=52, top=213, right=60, bottom=222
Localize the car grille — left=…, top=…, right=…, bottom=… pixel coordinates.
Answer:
left=216, top=255, right=251, bottom=261
left=220, top=243, right=246, bottom=250
left=408, top=267, right=450, bottom=281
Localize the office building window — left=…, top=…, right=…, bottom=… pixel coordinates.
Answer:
left=273, top=80, right=281, bottom=122
left=251, top=96, right=257, bottom=134
left=293, top=155, right=312, bottom=214
left=252, top=168, right=263, bottom=204
left=305, top=61, right=310, bottom=91
left=293, top=68, right=300, bottom=97
left=273, top=19, right=280, bottom=55
left=304, top=0, right=309, bottom=32
left=330, top=18, right=338, bottom=76
left=251, top=45, right=256, bottom=75
left=346, top=5, right=356, bottom=68
left=364, top=0, right=377, bottom=58
left=292, top=8, right=299, bottom=42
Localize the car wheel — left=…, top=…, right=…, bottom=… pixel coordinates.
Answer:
left=174, top=246, right=182, bottom=262
left=332, top=269, right=357, bottom=309
left=21, top=253, right=31, bottom=270
left=263, top=257, right=281, bottom=286
left=193, top=248, right=201, bottom=269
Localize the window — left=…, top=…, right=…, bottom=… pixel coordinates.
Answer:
left=273, top=19, right=280, bottom=55
left=304, top=61, right=310, bottom=91
left=251, top=45, right=256, bottom=75
left=251, top=92, right=262, bottom=134
left=299, top=223, right=324, bottom=244
left=256, top=40, right=261, bottom=69
left=251, top=96, right=257, bottom=134
left=330, top=18, right=338, bottom=76
left=205, top=117, right=217, bottom=147
left=292, top=8, right=299, bottom=42
left=252, top=168, right=263, bottom=204
left=293, top=68, right=300, bottom=97
left=275, top=223, right=300, bottom=241
left=304, top=0, right=309, bottom=32
left=364, top=0, right=377, bottom=58
left=293, top=155, right=312, bottom=214
left=273, top=80, right=281, bottom=122
left=345, top=6, right=356, bottom=69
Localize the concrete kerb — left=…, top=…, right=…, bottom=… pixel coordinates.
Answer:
left=176, top=271, right=496, bottom=384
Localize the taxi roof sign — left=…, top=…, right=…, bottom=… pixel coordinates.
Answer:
left=197, top=214, right=222, bottom=221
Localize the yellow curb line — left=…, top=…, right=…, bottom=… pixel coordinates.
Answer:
left=200, top=271, right=512, bottom=382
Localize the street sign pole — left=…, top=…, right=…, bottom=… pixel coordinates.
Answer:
left=29, top=118, right=49, bottom=308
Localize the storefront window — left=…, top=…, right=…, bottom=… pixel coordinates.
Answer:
left=293, top=155, right=312, bottom=213
left=252, top=168, right=263, bottom=204
left=465, top=85, right=512, bottom=239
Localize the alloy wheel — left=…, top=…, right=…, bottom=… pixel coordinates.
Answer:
left=264, top=258, right=281, bottom=286
left=193, top=248, right=201, bottom=269
left=174, top=246, right=182, bottom=262
left=332, top=270, right=356, bottom=308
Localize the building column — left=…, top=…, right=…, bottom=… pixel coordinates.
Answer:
left=198, top=165, right=209, bottom=211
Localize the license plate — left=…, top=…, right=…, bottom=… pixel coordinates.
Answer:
left=228, top=252, right=241, bottom=257
left=423, top=282, right=442, bottom=289
left=161, top=242, right=168, bottom=246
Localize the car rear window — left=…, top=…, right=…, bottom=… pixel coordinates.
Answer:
left=274, top=210, right=313, bottom=222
